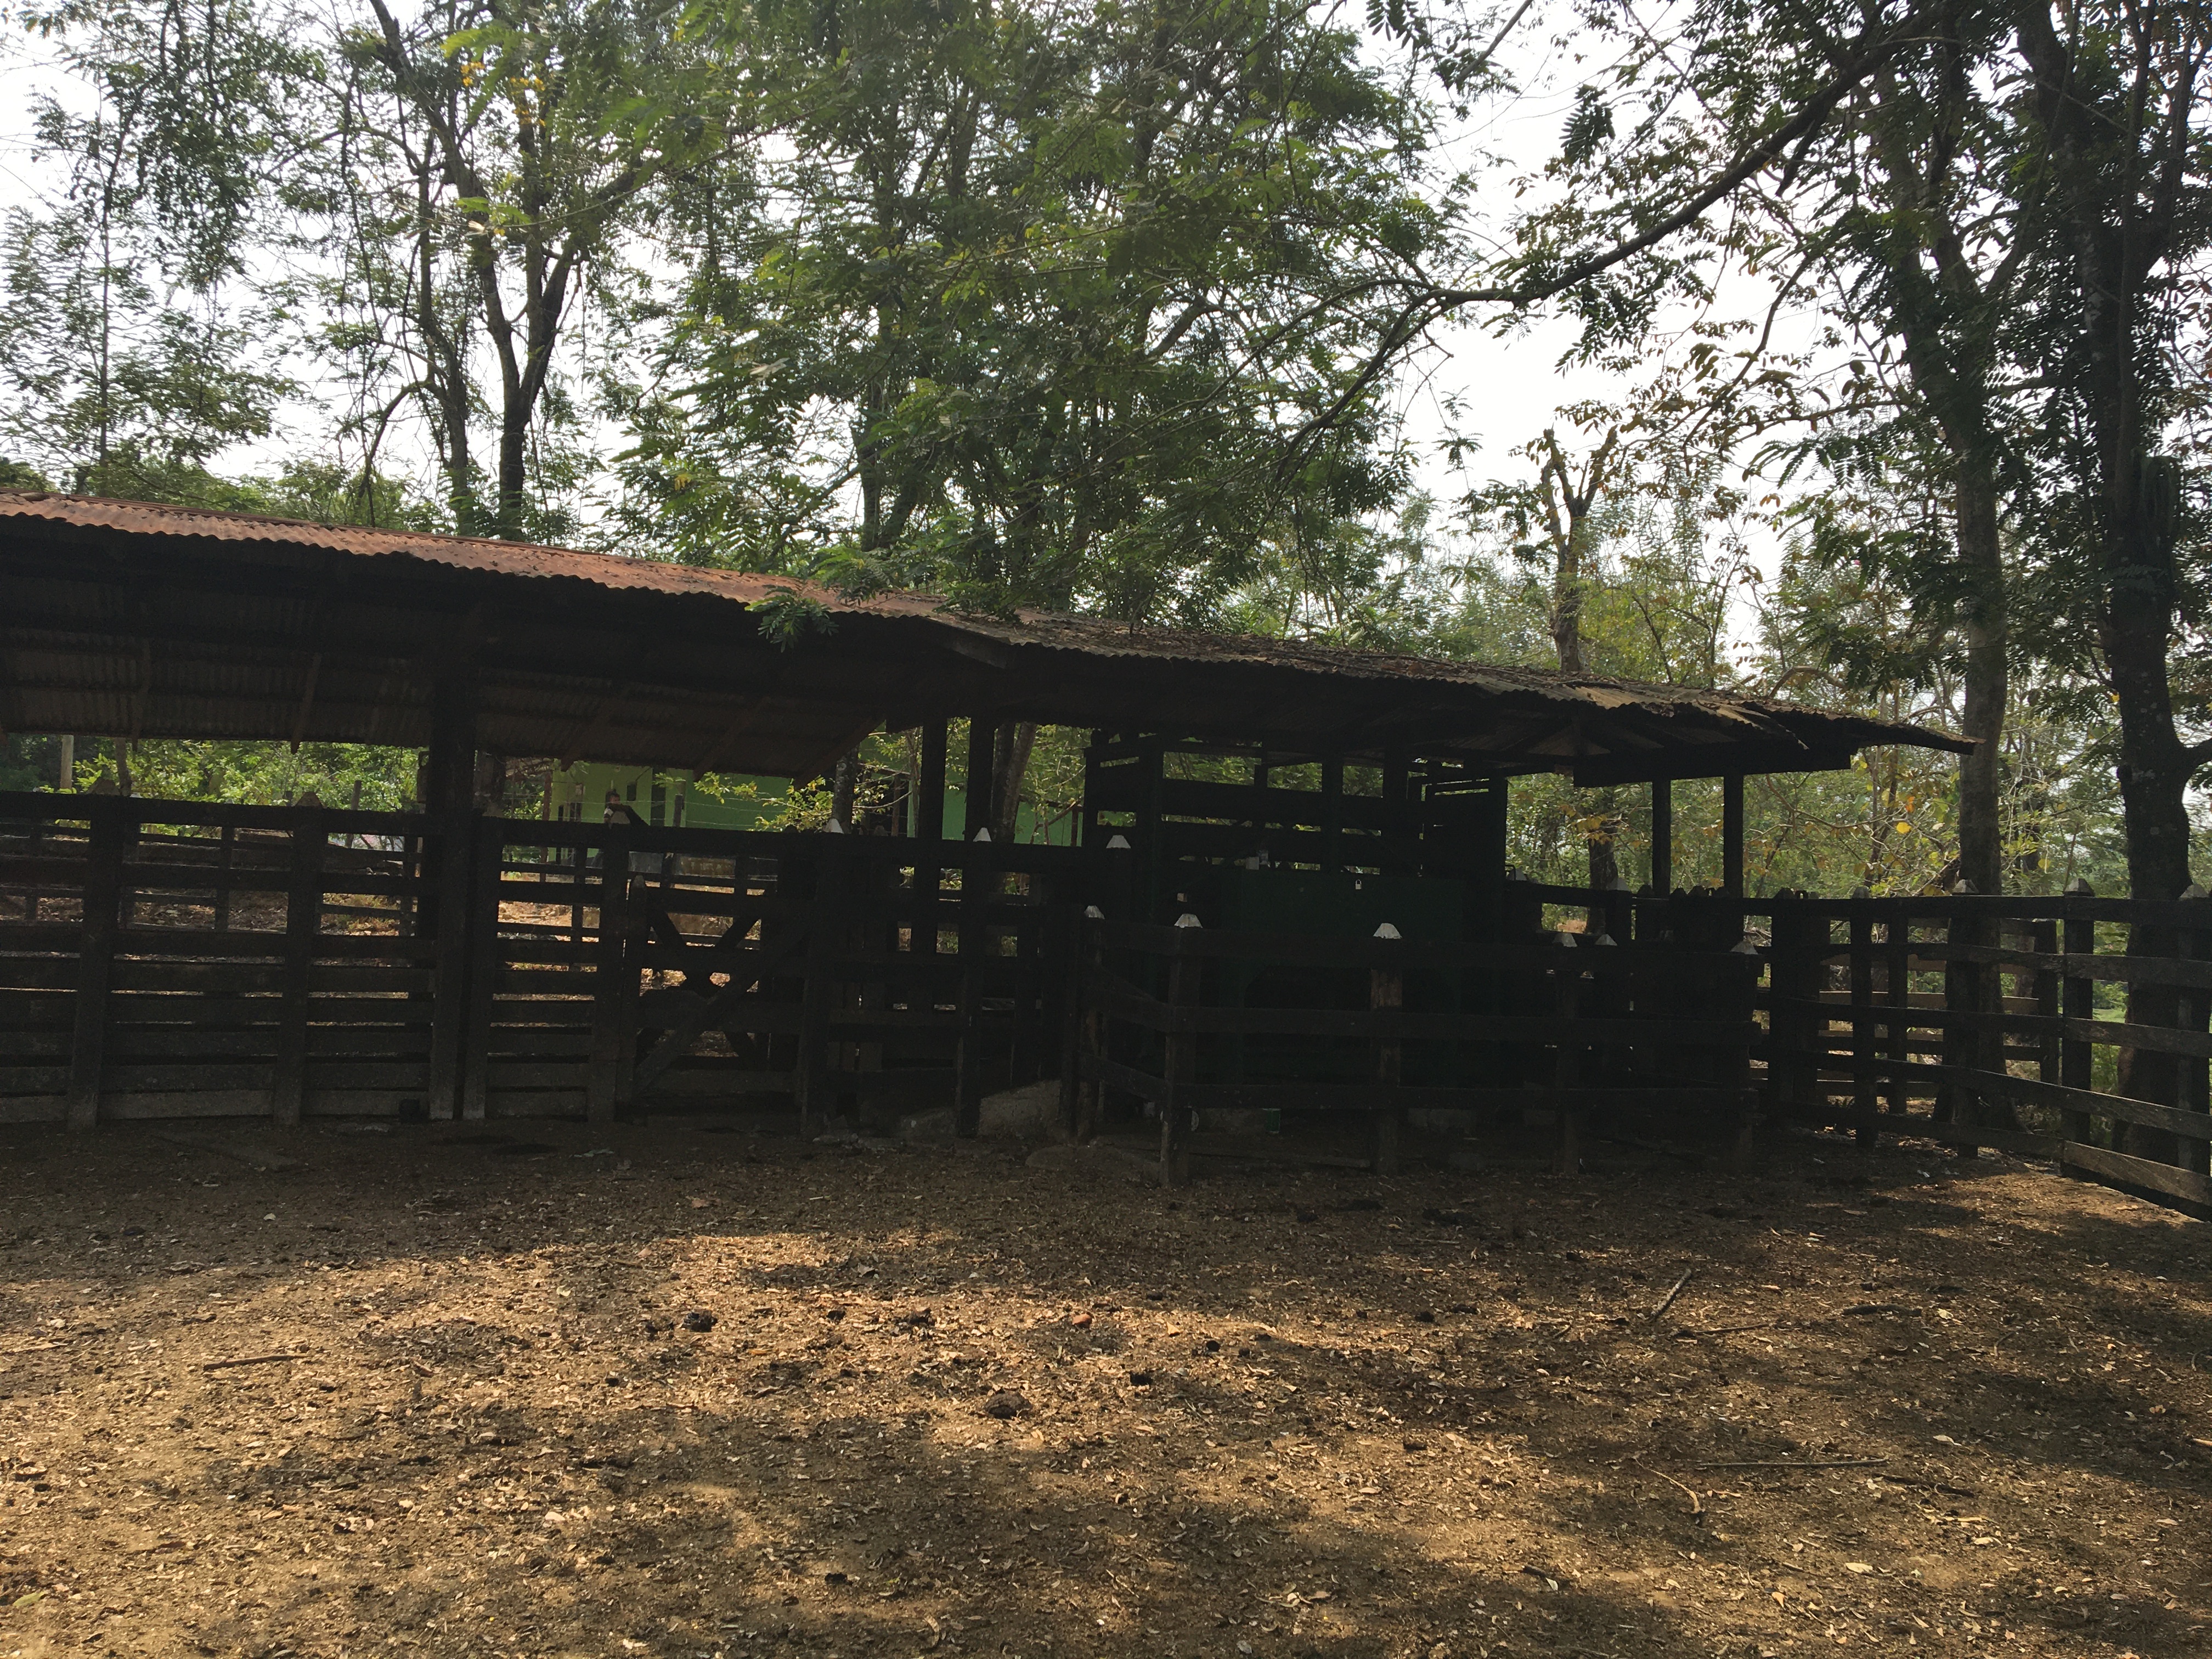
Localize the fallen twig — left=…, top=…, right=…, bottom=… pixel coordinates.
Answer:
left=1649, top=1268, right=1695, bottom=1321
left=1674, top=1319, right=1777, bottom=1338
left=1695, top=1457, right=1887, bottom=1470
left=1, top=1342, right=60, bottom=1356
left=1635, top=1459, right=1702, bottom=1516
left=201, top=1352, right=301, bottom=1370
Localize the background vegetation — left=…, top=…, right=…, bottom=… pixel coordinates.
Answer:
left=4, top=0, right=2204, bottom=899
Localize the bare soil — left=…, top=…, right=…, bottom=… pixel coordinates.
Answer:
left=0, top=1117, right=2206, bottom=1659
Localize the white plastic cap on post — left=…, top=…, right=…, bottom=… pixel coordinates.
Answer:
left=1594, top=933, right=1617, bottom=946
left=1610, top=877, right=1633, bottom=892
left=973, top=827, right=992, bottom=842
left=827, top=819, right=847, bottom=834
left=1732, top=936, right=1760, bottom=955
left=1106, top=833, right=1131, bottom=850
left=2183, top=883, right=2208, bottom=901
left=1084, top=904, right=1104, bottom=919
left=1175, top=913, right=1203, bottom=929
left=1373, top=922, right=1401, bottom=940
left=1952, top=878, right=1974, bottom=894
left=1558, top=931, right=1577, bottom=949
left=2064, top=875, right=2093, bottom=895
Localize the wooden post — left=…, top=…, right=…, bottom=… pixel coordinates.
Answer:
left=1069, top=906, right=1104, bottom=1142
left=1940, top=888, right=1983, bottom=1153
left=1369, top=928, right=1404, bottom=1175
left=1728, top=944, right=1762, bottom=1172
left=2060, top=883, right=2095, bottom=1144
left=1849, top=890, right=1876, bottom=1144
left=214, top=822, right=236, bottom=931
left=1886, top=912, right=1911, bottom=1118
left=271, top=807, right=326, bottom=1128
left=426, top=810, right=479, bottom=1121
left=2032, top=916, right=2061, bottom=1086
left=953, top=843, right=989, bottom=1137
left=1552, top=958, right=1582, bottom=1176
left=1160, top=922, right=1200, bottom=1187
left=65, top=800, right=128, bottom=1132
left=964, top=718, right=997, bottom=842
left=794, top=845, right=840, bottom=1138
left=1382, top=748, right=1412, bottom=875
left=1650, top=776, right=1673, bottom=895
left=1721, top=772, right=1745, bottom=900
left=586, top=819, right=634, bottom=1124
left=1764, top=899, right=1816, bottom=1123
left=1321, top=755, right=1345, bottom=873
left=2180, top=899, right=2210, bottom=1176
left=917, top=718, right=948, bottom=955
left=460, top=825, right=504, bottom=1121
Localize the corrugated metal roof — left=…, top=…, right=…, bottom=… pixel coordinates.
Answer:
left=0, top=489, right=1970, bottom=776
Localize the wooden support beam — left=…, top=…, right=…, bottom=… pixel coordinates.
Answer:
left=65, top=801, right=128, bottom=1132
left=964, top=717, right=997, bottom=841
left=917, top=718, right=949, bottom=845
left=587, top=822, right=634, bottom=1124
left=426, top=810, right=478, bottom=1121
left=1160, top=929, right=1199, bottom=1186
left=460, top=826, right=504, bottom=1121
left=1650, top=776, right=1672, bottom=893
left=1552, top=963, right=1582, bottom=1176
left=1722, top=772, right=1745, bottom=899
left=916, top=717, right=948, bottom=957
left=271, top=808, right=325, bottom=1128
left=1369, top=945, right=1404, bottom=1174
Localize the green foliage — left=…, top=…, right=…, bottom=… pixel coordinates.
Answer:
left=611, top=0, right=1441, bottom=620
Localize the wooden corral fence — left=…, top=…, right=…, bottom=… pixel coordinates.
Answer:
left=0, top=792, right=1096, bottom=1131
left=1754, top=888, right=2212, bottom=1211
left=1075, top=912, right=1762, bottom=1184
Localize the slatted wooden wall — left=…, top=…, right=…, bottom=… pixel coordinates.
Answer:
left=0, top=793, right=1098, bottom=1131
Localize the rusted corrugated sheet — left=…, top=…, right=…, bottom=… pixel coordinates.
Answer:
left=0, top=489, right=1970, bottom=772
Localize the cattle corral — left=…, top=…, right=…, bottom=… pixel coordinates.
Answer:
left=0, top=1115, right=2205, bottom=1659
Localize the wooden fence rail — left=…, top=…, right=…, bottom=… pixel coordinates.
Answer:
left=1757, top=891, right=2212, bottom=1210
left=1076, top=916, right=1761, bottom=1186
left=0, top=792, right=1104, bottom=1132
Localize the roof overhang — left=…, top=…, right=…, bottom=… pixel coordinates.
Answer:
left=0, top=492, right=1972, bottom=782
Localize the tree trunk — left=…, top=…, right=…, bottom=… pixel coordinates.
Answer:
left=832, top=754, right=860, bottom=831
left=1953, top=466, right=2007, bottom=897
left=2106, top=473, right=2194, bottom=1163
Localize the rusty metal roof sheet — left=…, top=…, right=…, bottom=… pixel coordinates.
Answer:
left=0, top=490, right=1968, bottom=777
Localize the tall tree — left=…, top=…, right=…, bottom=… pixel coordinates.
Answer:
left=614, top=0, right=1438, bottom=618
left=1, top=0, right=309, bottom=497
left=330, top=0, right=736, bottom=537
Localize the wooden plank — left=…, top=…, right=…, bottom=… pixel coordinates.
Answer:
left=270, top=811, right=326, bottom=1127
left=2061, top=1142, right=2212, bottom=1205
left=460, top=827, right=504, bottom=1122
left=65, top=803, right=128, bottom=1131
left=1160, top=933, right=1200, bottom=1186
left=1775, top=1103, right=2062, bottom=1158
left=586, top=823, right=636, bottom=1125
left=1772, top=997, right=2212, bottom=1059
left=425, top=812, right=478, bottom=1122
left=1092, top=918, right=1748, bottom=975
left=634, top=1068, right=795, bottom=1097
left=952, top=857, right=988, bottom=1138
left=1369, top=951, right=1404, bottom=1175
left=1794, top=1054, right=2212, bottom=1141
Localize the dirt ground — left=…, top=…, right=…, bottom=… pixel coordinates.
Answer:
left=1, top=1115, right=2207, bottom=1659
